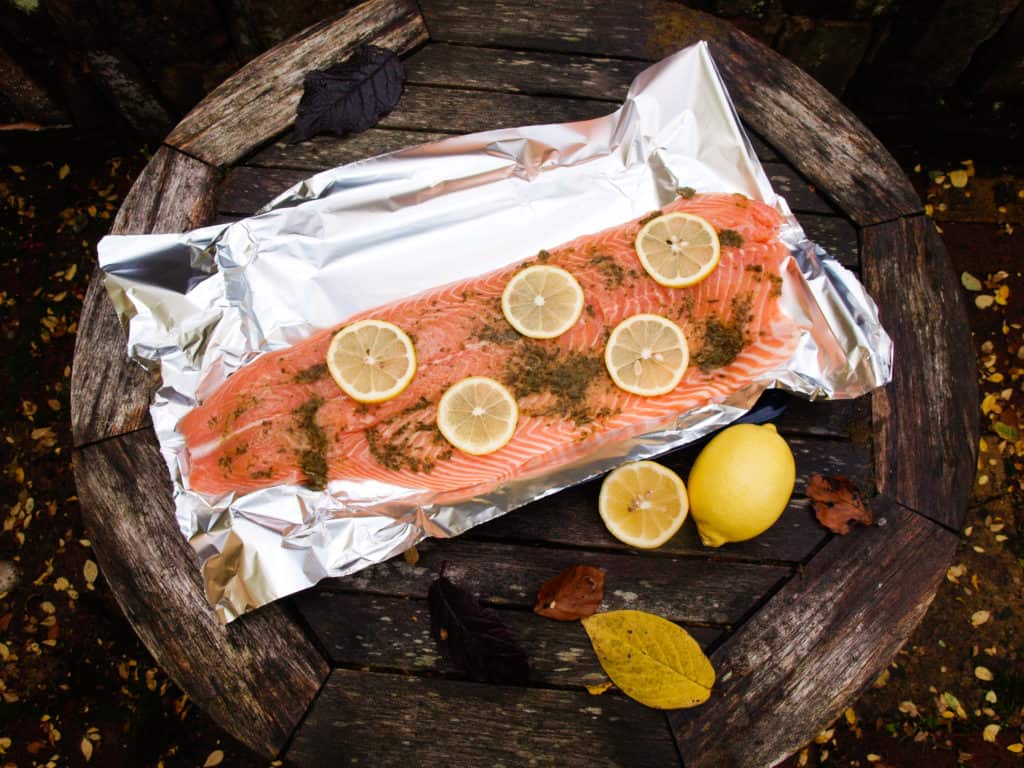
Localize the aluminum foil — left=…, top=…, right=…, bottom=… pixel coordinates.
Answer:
left=97, top=42, right=892, bottom=623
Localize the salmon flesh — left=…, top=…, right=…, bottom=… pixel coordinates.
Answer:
left=179, top=193, right=800, bottom=501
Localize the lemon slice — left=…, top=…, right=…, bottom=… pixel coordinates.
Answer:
left=326, top=319, right=417, bottom=403
left=635, top=212, right=720, bottom=287
left=604, top=314, right=689, bottom=396
left=599, top=461, right=689, bottom=548
left=437, top=376, right=519, bottom=455
left=501, top=264, right=585, bottom=339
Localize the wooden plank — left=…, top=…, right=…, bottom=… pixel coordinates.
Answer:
left=248, top=128, right=452, bottom=171
left=290, top=590, right=722, bottom=686
left=72, top=429, right=329, bottom=757
left=862, top=216, right=978, bottom=530
left=420, top=0, right=922, bottom=224
left=798, top=213, right=859, bottom=270
left=763, top=162, right=839, bottom=216
left=218, top=166, right=308, bottom=215
left=776, top=394, right=866, bottom=440
left=165, top=0, right=429, bottom=166
left=468, top=434, right=870, bottom=563
left=670, top=495, right=958, bottom=768
left=321, top=539, right=791, bottom=626
left=71, top=146, right=220, bottom=446
left=286, top=668, right=681, bottom=767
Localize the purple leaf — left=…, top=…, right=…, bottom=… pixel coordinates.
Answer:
left=428, top=574, right=530, bottom=686
left=291, top=45, right=405, bottom=143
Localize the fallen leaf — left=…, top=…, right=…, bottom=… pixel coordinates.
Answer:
left=897, top=700, right=920, bottom=718
left=291, top=46, right=405, bottom=143
left=949, top=169, right=969, bottom=188
left=807, top=474, right=874, bottom=534
left=984, top=724, right=1001, bottom=742
left=1008, top=743, right=1023, bottom=753
left=961, top=272, right=982, bottom=291
left=427, top=574, right=529, bottom=685
left=976, top=295, right=995, bottom=309
left=585, top=681, right=613, bottom=695
left=80, top=736, right=93, bottom=761
left=975, top=666, right=994, bottom=681
left=533, top=564, right=605, bottom=621
left=971, top=610, right=991, bottom=627
left=203, top=750, right=224, bottom=767
left=58, top=164, right=70, bottom=180
left=402, top=546, right=419, bottom=566
left=83, top=560, right=98, bottom=585
left=581, top=609, right=714, bottom=709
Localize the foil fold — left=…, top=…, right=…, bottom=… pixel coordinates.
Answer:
left=96, top=42, right=892, bottom=622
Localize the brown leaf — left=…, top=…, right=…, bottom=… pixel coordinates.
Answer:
left=808, top=474, right=874, bottom=534
left=534, top=565, right=605, bottom=621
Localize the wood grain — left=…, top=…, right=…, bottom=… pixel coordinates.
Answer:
left=72, top=429, right=329, bottom=756
left=420, top=0, right=922, bottom=224
left=165, top=0, right=429, bottom=166
left=670, top=495, right=958, bottom=768
left=290, top=590, right=722, bottom=686
left=287, top=668, right=680, bottom=767
left=863, top=216, right=978, bottom=530
left=71, top=146, right=220, bottom=446
left=248, top=128, right=452, bottom=171
left=320, top=538, right=791, bottom=626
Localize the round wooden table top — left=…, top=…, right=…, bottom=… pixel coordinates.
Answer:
left=70, top=2, right=978, bottom=766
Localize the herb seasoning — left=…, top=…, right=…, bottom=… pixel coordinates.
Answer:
left=718, top=229, right=744, bottom=248
left=293, top=362, right=328, bottom=384
left=503, top=341, right=605, bottom=425
left=293, top=396, right=329, bottom=490
left=693, top=294, right=753, bottom=372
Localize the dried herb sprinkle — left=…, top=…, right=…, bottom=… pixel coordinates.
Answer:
left=294, top=395, right=328, bottom=490
left=718, top=229, right=744, bottom=248
left=693, top=294, right=753, bottom=372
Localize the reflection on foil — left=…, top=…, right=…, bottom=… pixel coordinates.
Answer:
left=96, top=42, right=892, bottom=622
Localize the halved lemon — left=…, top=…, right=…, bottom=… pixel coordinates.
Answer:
left=437, top=376, right=519, bottom=455
left=604, top=314, right=689, bottom=396
left=599, top=461, right=689, bottom=548
left=501, top=264, right=585, bottom=339
left=326, top=319, right=417, bottom=403
left=635, top=212, right=720, bottom=287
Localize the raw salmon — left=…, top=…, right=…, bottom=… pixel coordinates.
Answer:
left=179, top=193, right=800, bottom=501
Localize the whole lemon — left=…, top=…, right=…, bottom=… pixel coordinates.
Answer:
left=687, top=423, right=795, bottom=547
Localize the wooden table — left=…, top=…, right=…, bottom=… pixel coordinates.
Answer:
left=70, top=2, right=979, bottom=766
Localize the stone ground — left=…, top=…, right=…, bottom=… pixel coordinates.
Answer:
left=0, top=129, right=1020, bottom=767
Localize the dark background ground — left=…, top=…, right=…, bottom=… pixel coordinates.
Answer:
left=1, top=1, right=1023, bottom=766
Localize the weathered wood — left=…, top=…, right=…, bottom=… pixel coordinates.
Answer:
left=467, top=434, right=870, bottom=563
left=420, top=0, right=922, bottom=224
left=763, top=162, right=838, bottom=216
left=71, top=146, right=220, bottom=446
left=863, top=216, right=978, bottom=530
left=248, top=128, right=452, bottom=170
left=218, top=166, right=309, bottom=215
left=72, top=429, right=329, bottom=756
left=670, top=496, right=958, bottom=768
left=798, top=213, right=860, bottom=270
left=290, top=590, right=722, bottom=686
left=165, top=0, right=429, bottom=166
left=321, top=538, right=791, bottom=626
left=287, top=668, right=681, bottom=767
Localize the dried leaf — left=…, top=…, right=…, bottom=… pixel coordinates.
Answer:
left=427, top=574, right=529, bottom=685
left=402, top=546, right=419, bottom=566
left=975, top=666, right=994, bottom=681
left=585, top=681, right=613, bottom=695
left=949, top=169, right=969, bottom=188
left=984, top=724, right=1001, bottom=742
left=203, top=749, right=224, bottom=767
left=533, top=565, right=605, bottom=621
left=807, top=474, right=874, bottom=534
left=58, top=164, right=70, bottom=180
left=80, top=736, right=93, bottom=761
left=961, top=272, right=982, bottom=291
left=291, top=46, right=405, bottom=143
left=83, top=560, right=98, bottom=585
left=971, top=610, right=991, bottom=627
left=581, top=610, right=714, bottom=709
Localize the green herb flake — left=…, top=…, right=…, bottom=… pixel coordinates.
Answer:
left=718, top=229, right=744, bottom=248
left=676, top=186, right=696, bottom=199
left=293, top=362, right=328, bottom=384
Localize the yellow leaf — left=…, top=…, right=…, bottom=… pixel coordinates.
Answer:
left=203, top=750, right=224, bottom=767
left=58, top=164, right=70, bottom=180
left=1008, top=743, right=1023, bottom=753
left=585, top=681, right=613, bottom=696
left=402, top=546, right=419, bottom=566
left=581, top=610, right=714, bottom=709
left=975, top=666, right=994, bottom=681
left=984, top=724, right=1001, bottom=742
left=949, top=169, right=968, bottom=188
left=80, top=736, right=93, bottom=761
left=83, top=560, right=98, bottom=585
left=971, top=610, right=991, bottom=627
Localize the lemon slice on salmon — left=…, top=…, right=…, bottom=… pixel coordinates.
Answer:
left=604, top=314, right=689, bottom=397
left=437, top=376, right=519, bottom=455
left=635, top=212, right=720, bottom=287
left=327, top=319, right=417, bottom=403
left=599, top=461, right=689, bottom=548
left=501, top=265, right=585, bottom=339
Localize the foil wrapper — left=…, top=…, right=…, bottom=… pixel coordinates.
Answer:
left=98, top=42, right=892, bottom=623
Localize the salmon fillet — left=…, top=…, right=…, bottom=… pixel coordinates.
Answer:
left=179, top=192, right=800, bottom=502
